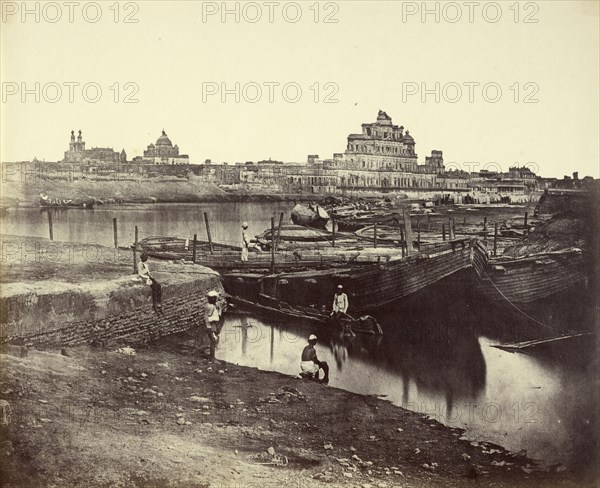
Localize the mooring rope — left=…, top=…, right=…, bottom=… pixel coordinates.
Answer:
left=483, top=271, right=569, bottom=335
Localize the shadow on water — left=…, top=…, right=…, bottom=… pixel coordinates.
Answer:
left=218, top=270, right=598, bottom=472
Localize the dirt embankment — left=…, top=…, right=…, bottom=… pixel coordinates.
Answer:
left=0, top=176, right=307, bottom=207
left=0, top=339, right=589, bottom=488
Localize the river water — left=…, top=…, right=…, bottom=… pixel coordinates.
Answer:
left=2, top=202, right=598, bottom=471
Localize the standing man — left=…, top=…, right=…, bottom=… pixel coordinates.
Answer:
left=331, top=285, right=349, bottom=319
left=241, top=221, right=250, bottom=262
left=300, top=334, right=329, bottom=384
left=138, top=252, right=162, bottom=313
left=204, top=290, right=221, bottom=360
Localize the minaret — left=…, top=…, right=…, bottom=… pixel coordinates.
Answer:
left=70, top=130, right=75, bottom=151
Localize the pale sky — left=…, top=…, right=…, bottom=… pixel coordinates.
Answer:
left=1, top=0, right=599, bottom=177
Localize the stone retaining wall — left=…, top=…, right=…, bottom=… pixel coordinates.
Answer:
left=0, top=271, right=224, bottom=348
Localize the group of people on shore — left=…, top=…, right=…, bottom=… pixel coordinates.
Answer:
left=137, top=245, right=347, bottom=381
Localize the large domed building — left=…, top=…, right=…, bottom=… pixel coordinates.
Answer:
left=142, top=130, right=189, bottom=165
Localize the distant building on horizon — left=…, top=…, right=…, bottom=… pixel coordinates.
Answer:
left=137, top=130, right=189, bottom=165
left=63, top=130, right=126, bottom=164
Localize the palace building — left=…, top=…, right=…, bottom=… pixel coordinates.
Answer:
left=142, top=130, right=189, bottom=165
left=63, top=130, right=126, bottom=163
left=344, top=110, right=419, bottom=172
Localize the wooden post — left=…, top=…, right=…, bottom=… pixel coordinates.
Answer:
left=483, top=216, right=488, bottom=232
left=373, top=223, right=378, bottom=248
left=402, top=208, right=414, bottom=255
left=270, top=217, right=276, bottom=273
left=448, top=218, right=455, bottom=240
left=192, top=233, right=197, bottom=263
left=524, top=211, right=528, bottom=236
left=332, top=216, right=336, bottom=248
left=47, top=211, right=53, bottom=241
left=451, top=217, right=456, bottom=238
left=399, top=222, right=405, bottom=256
left=275, top=212, right=284, bottom=251
left=204, top=212, right=213, bottom=254
left=442, top=223, right=446, bottom=241
left=493, top=223, right=498, bottom=257
left=113, top=217, right=118, bottom=248
left=416, top=218, right=421, bottom=247
left=133, top=225, right=138, bottom=274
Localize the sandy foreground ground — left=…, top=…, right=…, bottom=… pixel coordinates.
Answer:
left=0, top=335, right=591, bottom=488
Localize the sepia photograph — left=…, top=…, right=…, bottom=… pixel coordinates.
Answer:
left=1, top=1, right=599, bottom=487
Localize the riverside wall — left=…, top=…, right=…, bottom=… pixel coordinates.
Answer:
left=0, top=271, right=223, bottom=348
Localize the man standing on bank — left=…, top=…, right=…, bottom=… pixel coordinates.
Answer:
left=204, top=290, right=222, bottom=360
left=138, top=252, right=162, bottom=314
left=241, top=222, right=250, bottom=262
left=300, top=334, right=329, bottom=384
left=331, top=284, right=349, bottom=319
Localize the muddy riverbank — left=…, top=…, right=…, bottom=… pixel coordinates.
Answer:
left=0, top=339, right=592, bottom=488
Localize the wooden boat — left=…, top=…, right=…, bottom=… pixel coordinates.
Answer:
left=333, top=211, right=399, bottom=232
left=223, top=238, right=484, bottom=314
left=290, top=203, right=329, bottom=228
left=229, top=294, right=383, bottom=336
left=255, top=224, right=358, bottom=250
left=196, top=247, right=420, bottom=272
left=138, top=236, right=240, bottom=260
left=472, top=247, right=586, bottom=305
left=39, top=193, right=95, bottom=209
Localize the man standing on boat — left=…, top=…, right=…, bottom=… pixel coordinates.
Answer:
left=138, top=253, right=162, bottom=314
left=300, top=334, right=329, bottom=384
left=331, top=285, right=349, bottom=318
left=241, top=222, right=250, bottom=262
left=204, top=290, right=222, bottom=360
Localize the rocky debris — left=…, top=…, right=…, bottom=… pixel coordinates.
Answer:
left=323, top=443, right=333, bottom=450
left=189, top=396, right=210, bottom=404
left=258, top=386, right=306, bottom=404
left=251, top=446, right=288, bottom=466
left=312, top=471, right=336, bottom=483
left=0, top=400, right=11, bottom=427
left=0, top=441, right=14, bottom=457
left=115, top=347, right=136, bottom=356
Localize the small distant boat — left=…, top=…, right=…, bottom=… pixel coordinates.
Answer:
left=138, top=236, right=240, bottom=260
left=39, top=193, right=95, bottom=209
left=255, top=224, right=358, bottom=250
left=291, top=203, right=330, bottom=228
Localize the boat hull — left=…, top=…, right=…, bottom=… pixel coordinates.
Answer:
left=233, top=239, right=481, bottom=315
left=290, top=204, right=329, bottom=229
left=472, top=248, right=587, bottom=305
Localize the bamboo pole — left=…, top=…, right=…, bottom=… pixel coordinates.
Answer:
left=402, top=208, right=414, bottom=256
left=204, top=212, right=213, bottom=254
left=270, top=217, right=276, bottom=273
left=47, top=210, right=53, bottom=241
left=275, top=212, right=284, bottom=251
left=332, top=216, right=336, bottom=248
left=132, top=225, right=138, bottom=274
left=113, top=217, right=118, bottom=248
left=493, top=223, right=498, bottom=257
left=373, top=223, right=378, bottom=248
left=192, top=233, right=197, bottom=263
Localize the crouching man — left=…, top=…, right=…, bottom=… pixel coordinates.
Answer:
left=300, top=334, right=329, bottom=384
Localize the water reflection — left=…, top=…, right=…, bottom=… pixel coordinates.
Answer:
left=218, top=307, right=597, bottom=470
